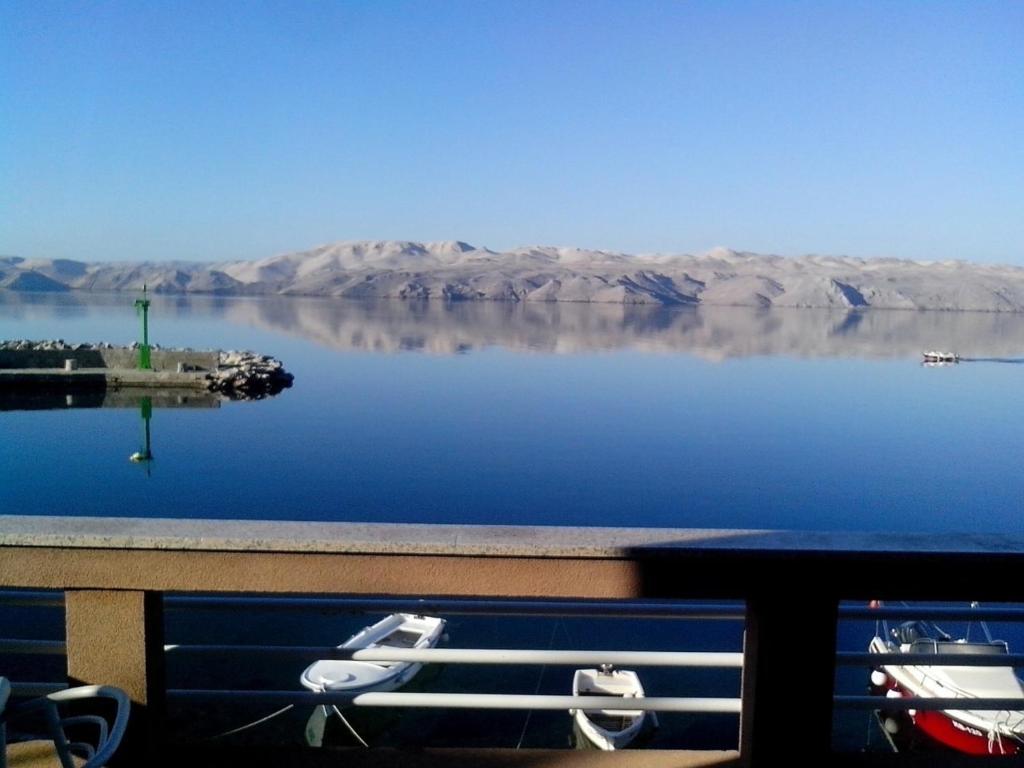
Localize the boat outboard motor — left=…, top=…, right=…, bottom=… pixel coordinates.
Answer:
left=893, top=621, right=928, bottom=645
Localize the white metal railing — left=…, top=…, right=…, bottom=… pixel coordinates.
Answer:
left=166, top=644, right=744, bottom=714
left=0, top=639, right=65, bottom=655
left=165, top=595, right=746, bottom=619
left=835, top=695, right=1024, bottom=712
left=9, top=588, right=1024, bottom=760
left=0, top=590, right=63, bottom=609
left=840, top=651, right=1024, bottom=667
left=163, top=646, right=743, bottom=668
left=7, top=682, right=67, bottom=697
left=0, top=591, right=67, bottom=697
left=841, top=604, right=1024, bottom=621
left=169, top=689, right=742, bottom=714
left=1, top=592, right=746, bottom=722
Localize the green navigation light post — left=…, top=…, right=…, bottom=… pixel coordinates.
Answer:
left=134, top=284, right=152, bottom=370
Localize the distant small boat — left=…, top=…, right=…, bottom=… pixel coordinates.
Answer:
left=570, top=665, right=654, bottom=750
left=300, top=613, right=445, bottom=695
left=922, top=350, right=959, bottom=364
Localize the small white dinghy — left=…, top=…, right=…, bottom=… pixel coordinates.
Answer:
left=300, top=613, right=446, bottom=695
left=570, top=665, right=654, bottom=750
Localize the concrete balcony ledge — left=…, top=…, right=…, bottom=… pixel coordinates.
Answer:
left=3, top=515, right=1024, bottom=766
left=1, top=514, right=1024, bottom=559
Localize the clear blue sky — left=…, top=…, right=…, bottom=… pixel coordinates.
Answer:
left=2, top=1, right=1021, bottom=264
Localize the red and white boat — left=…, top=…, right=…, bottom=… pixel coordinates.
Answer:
left=869, top=616, right=1024, bottom=755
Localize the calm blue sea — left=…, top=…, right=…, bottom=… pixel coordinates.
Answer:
left=3, top=292, right=1024, bottom=534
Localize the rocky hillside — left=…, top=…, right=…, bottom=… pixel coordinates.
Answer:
left=3, top=241, right=1024, bottom=311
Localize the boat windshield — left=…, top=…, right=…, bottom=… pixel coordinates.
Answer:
left=908, top=639, right=1009, bottom=656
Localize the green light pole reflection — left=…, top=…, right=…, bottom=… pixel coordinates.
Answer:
left=129, top=396, right=154, bottom=475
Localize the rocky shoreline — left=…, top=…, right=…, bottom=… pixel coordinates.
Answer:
left=0, top=340, right=294, bottom=399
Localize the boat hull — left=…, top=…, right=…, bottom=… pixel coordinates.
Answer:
left=570, top=668, right=649, bottom=751
left=912, top=705, right=1018, bottom=756
left=870, top=634, right=1024, bottom=756
left=301, top=659, right=426, bottom=695
left=300, top=613, right=445, bottom=694
left=922, top=350, right=959, bottom=363
left=879, top=683, right=1021, bottom=756
left=572, top=711, right=644, bottom=751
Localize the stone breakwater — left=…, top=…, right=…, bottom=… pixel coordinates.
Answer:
left=2, top=339, right=125, bottom=351
left=0, top=340, right=294, bottom=399
left=207, top=350, right=293, bottom=398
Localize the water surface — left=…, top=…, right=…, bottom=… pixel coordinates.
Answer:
left=3, top=292, right=1023, bottom=534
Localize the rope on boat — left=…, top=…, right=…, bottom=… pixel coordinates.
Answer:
left=988, top=724, right=1004, bottom=755
left=987, top=710, right=1024, bottom=755
left=201, top=704, right=295, bottom=740
left=514, top=619, right=562, bottom=749
left=870, top=710, right=900, bottom=753
left=331, top=704, right=369, bottom=748
left=198, top=699, right=368, bottom=747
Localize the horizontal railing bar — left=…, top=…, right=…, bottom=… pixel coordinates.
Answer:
left=840, top=605, right=1024, bottom=621
left=164, top=595, right=744, bottom=620
left=0, top=639, right=66, bottom=655
left=162, top=645, right=743, bottom=667
left=835, top=695, right=1024, bottom=711
left=839, top=651, right=1024, bottom=667
left=168, top=689, right=741, bottom=713
left=358, top=692, right=742, bottom=713
left=0, top=590, right=64, bottom=608
left=9, top=682, right=68, bottom=697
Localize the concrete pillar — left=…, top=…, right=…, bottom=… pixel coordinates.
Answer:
left=65, top=590, right=165, bottom=761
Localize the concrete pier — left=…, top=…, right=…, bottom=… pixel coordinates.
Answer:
left=0, top=345, right=215, bottom=390
left=0, top=342, right=293, bottom=397
left=0, top=367, right=209, bottom=389
left=0, top=346, right=218, bottom=372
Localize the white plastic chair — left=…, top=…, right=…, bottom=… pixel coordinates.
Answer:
left=0, top=680, right=130, bottom=768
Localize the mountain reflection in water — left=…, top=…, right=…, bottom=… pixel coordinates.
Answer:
left=5, top=292, right=1024, bottom=360
left=220, top=299, right=1024, bottom=359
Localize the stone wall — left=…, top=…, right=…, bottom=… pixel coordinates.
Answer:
left=0, top=348, right=218, bottom=371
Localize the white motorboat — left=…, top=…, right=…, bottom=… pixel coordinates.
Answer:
left=570, top=665, right=654, bottom=750
left=922, top=350, right=959, bottom=364
left=869, top=615, right=1024, bottom=755
left=300, top=613, right=445, bottom=695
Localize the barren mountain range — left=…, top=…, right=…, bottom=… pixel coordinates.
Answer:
left=3, top=240, right=1024, bottom=311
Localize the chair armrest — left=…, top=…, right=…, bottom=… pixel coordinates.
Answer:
left=5, top=685, right=130, bottom=768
